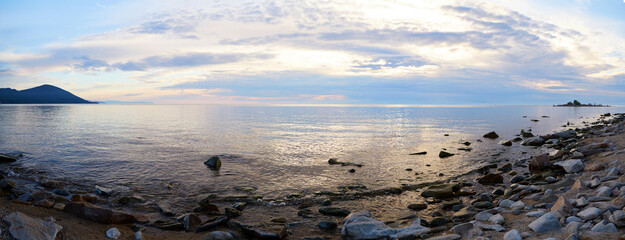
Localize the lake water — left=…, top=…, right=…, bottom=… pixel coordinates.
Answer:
left=0, top=105, right=621, bottom=210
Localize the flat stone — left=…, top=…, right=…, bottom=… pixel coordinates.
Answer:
left=106, top=228, right=120, bottom=239
left=63, top=202, right=134, bottom=224
left=577, top=207, right=601, bottom=220
left=319, top=207, right=350, bottom=217
left=426, top=234, right=461, bottom=240
left=2, top=212, right=62, bottom=240
left=526, top=210, right=546, bottom=217
left=510, top=200, right=526, bottom=210
left=488, top=214, right=505, bottom=224
left=451, top=222, right=474, bottom=235
left=554, top=159, right=584, bottom=174
left=590, top=220, right=618, bottom=233
left=551, top=196, right=571, bottom=216
left=474, top=212, right=493, bottom=221
left=95, top=185, right=113, bottom=196
left=499, top=199, right=515, bottom=208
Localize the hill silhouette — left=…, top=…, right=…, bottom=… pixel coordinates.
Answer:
left=0, top=84, right=96, bottom=104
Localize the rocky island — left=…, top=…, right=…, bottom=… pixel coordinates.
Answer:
left=554, top=100, right=610, bottom=107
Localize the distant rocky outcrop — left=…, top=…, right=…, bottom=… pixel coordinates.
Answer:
left=0, top=84, right=95, bottom=104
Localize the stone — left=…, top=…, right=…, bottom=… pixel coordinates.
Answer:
left=523, top=136, right=545, bottom=146
left=228, top=220, right=287, bottom=240
left=609, top=210, right=625, bottom=227
left=571, top=179, right=586, bottom=192
left=551, top=196, right=571, bottom=216
left=452, top=207, right=476, bottom=221
left=577, top=207, right=601, bottom=220
left=475, top=212, right=493, bottom=221
left=510, top=200, right=526, bottom=210
left=500, top=140, right=512, bottom=146
left=196, top=196, right=220, bottom=212
left=53, top=203, right=66, bottom=211
left=528, top=212, right=561, bottom=233
left=574, top=197, right=589, bottom=208
left=233, top=202, right=247, bottom=211
left=451, top=222, right=473, bottom=234
left=545, top=176, right=556, bottom=183
left=319, top=207, right=350, bottom=217
left=421, top=183, right=461, bottom=199
left=426, top=234, right=461, bottom=240
left=503, top=229, right=522, bottom=240
left=478, top=174, right=503, bottom=185
left=32, top=191, right=54, bottom=202
left=430, top=217, right=447, bottom=227
left=106, top=228, right=121, bottom=239
left=483, top=132, right=499, bottom=139
left=178, top=213, right=202, bottom=231
left=63, top=202, right=134, bottom=224
left=158, top=203, right=175, bottom=216
left=554, top=159, right=584, bottom=174
left=408, top=203, right=427, bottom=211
left=590, top=220, right=618, bottom=233
left=150, top=220, right=184, bottom=231
left=439, top=151, right=455, bottom=158
left=135, top=231, right=144, bottom=240
left=596, top=186, right=612, bottom=197
left=318, top=221, right=337, bottom=229
left=341, top=211, right=429, bottom=240
left=225, top=207, right=242, bottom=218
left=35, top=199, right=55, bottom=208
left=529, top=154, right=550, bottom=173
left=589, top=178, right=601, bottom=188
left=526, top=211, right=546, bottom=217
left=499, top=199, right=515, bottom=208
left=195, top=216, right=228, bottom=233
left=204, top=156, right=222, bottom=170
left=2, top=212, right=62, bottom=240
left=489, top=214, right=505, bottom=224
left=0, top=153, right=17, bottom=163
left=200, top=231, right=238, bottom=240
left=95, top=185, right=113, bottom=196
left=551, top=129, right=577, bottom=139
left=510, top=176, right=524, bottom=183
left=410, top=151, right=427, bottom=155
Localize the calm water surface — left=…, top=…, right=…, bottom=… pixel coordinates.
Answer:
left=0, top=105, right=621, bottom=209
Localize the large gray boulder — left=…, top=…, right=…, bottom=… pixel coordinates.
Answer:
left=528, top=212, right=561, bottom=233
left=554, top=160, right=584, bottom=174
left=2, top=212, right=62, bottom=240
left=341, top=211, right=429, bottom=240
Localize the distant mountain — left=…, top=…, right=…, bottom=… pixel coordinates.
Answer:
left=0, top=84, right=96, bottom=104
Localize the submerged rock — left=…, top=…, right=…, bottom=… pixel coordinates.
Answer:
left=0, top=153, right=17, bottom=163
left=228, top=220, right=286, bottom=240
left=439, top=151, right=455, bottom=158
left=2, top=212, right=62, bottom=240
left=341, top=211, right=429, bottom=240
left=95, top=185, right=113, bottom=196
left=204, top=156, right=222, bottom=170
left=478, top=174, right=503, bottom=185
left=328, top=158, right=363, bottom=167
left=483, top=132, right=499, bottom=139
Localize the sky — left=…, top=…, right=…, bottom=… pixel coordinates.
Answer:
left=1, top=0, right=625, bottom=105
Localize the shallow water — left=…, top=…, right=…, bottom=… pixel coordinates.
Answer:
left=0, top=104, right=621, bottom=210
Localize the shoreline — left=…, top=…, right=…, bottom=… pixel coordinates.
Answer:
left=1, top=112, right=624, bottom=239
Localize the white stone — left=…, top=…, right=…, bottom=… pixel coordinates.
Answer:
left=106, top=228, right=121, bottom=239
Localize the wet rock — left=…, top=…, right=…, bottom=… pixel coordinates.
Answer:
left=528, top=154, right=550, bottom=173
left=452, top=207, right=476, bottom=221
left=590, top=220, right=618, bottom=233
left=318, top=221, right=337, bottom=230
left=64, top=202, right=135, bottom=224
left=522, top=137, right=545, bottom=146
left=510, top=176, right=524, bottom=183
left=204, top=156, right=222, bottom=170
left=106, top=228, right=121, bottom=239
left=319, top=207, right=350, bottom=217
left=0, top=179, right=16, bottom=191
left=341, top=211, right=429, bottom=240
left=328, top=158, right=362, bottom=167
left=95, top=185, right=113, bottom=196
left=499, top=140, right=512, bottom=146
left=0, top=153, right=17, bottom=163
left=53, top=189, right=69, bottom=196
left=158, top=203, right=176, bottom=216
left=478, top=174, right=503, bottom=185
left=421, top=183, right=461, bottom=199
left=554, top=160, right=584, bottom=174
left=430, top=217, right=447, bottom=227
left=410, top=152, right=427, bottom=155
left=233, top=202, right=247, bottom=211
left=577, top=207, right=601, bottom=220
left=200, top=231, right=238, bottom=240
left=439, top=151, right=455, bottom=158
left=596, top=186, right=612, bottom=197
left=2, top=212, right=62, bottom=240
left=53, top=203, right=65, bottom=211
left=483, top=132, right=499, bottom=139
left=528, top=212, right=561, bottom=233
left=503, top=229, right=522, bottom=240
left=426, top=234, right=461, bottom=240
left=550, top=130, right=577, bottom=139
left=489, top=214, right=505, bottom=225
left=408, top=203, right=427, bottom=211
left=35, top=199, right=55, bottom=208
left=196, top=197, right=220, bottom=212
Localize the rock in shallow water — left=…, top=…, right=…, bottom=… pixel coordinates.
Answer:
left=204, top=156, right=222, bottom=170
left=2, top=212, right=62, bottom=240
left=0, top=153, right=17, bottom=163
left=483, top=131, right=499, bottom=139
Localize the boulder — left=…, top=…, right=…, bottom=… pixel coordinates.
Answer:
left=483, top=132, right=499, bottom=139
left=2, top=212, right=62, bottom=240
left=550, top=130, right=577, bottom=139
left=522, top=137, right=545, bottom=146
left=529, top=154, right=550, bottom=173
left=341, top=211, right=429, bottom=240
left=528, top=212, right=561, bottom=233
left=478, top=174, right=503, bottom=185
left=577, top=207, right=601, bottom=220
left=554, top=160, right=584, bottom=174
left=204, top=156, right=222, bottom=170
left=63, top=202, right=134, bottom=224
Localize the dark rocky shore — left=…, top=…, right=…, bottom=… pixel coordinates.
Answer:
left=1, top=112, right=625, bottom=239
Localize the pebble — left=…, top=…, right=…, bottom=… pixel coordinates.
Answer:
left=106, top=228, right=121, bottom=239
left=503, top=229, right=521, bottom=240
